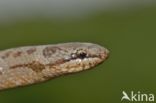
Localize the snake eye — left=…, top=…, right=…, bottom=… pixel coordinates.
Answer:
left=76, top=49, right=87, bottom=59
left=71, top=49, right=87, bottom=59
left=77, top=52, right=87, bottom=59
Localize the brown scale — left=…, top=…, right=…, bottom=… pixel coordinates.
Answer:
left=26, top=48, right=36, bottom=55
left=13, top=51, right=23, bottom=58
left=1, top=51, right=12, bottom=59
left=43, top=46, right=62, bottom=58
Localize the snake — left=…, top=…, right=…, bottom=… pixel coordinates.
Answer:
left=0, top=42, right=109, bottom=90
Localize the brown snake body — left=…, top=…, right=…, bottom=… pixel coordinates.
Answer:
left=0, top=42, right=109, bottom=90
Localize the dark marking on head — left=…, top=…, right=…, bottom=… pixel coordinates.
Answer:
left=43, top=46, right=61, bottom=58
left=26, top=48, right=36, bottom=55
left=13, top=51, right=22, bottom=58
left=10, top=61, right=45, bottom=73
left=1, top=51, right=12, bottom=59
left=28, top=61, right=45, bottom=73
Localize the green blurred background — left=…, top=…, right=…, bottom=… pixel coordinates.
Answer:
left=0, top=1, right=156, bottom=103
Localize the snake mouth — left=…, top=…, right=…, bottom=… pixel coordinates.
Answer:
left=45, top=55, right=106, bottom=75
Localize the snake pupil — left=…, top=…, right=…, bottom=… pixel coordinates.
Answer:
left=78, top=52, right=87, bottom=59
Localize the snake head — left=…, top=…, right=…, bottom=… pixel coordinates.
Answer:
left=45, top=42, right=110, bottom=74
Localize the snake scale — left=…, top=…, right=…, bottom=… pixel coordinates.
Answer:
left=0, top=42, right=109, bottom=90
